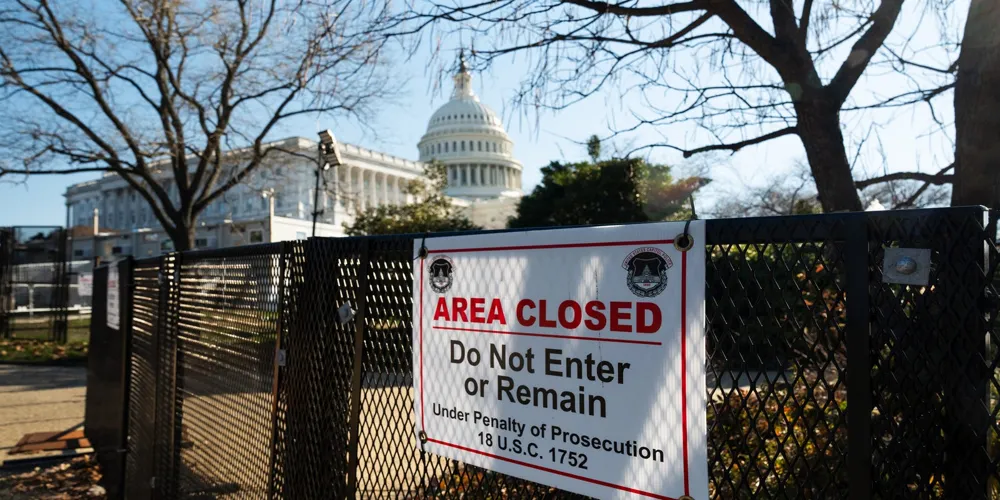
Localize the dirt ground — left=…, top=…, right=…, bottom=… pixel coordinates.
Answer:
left=0, top=364, right=87, bottom=464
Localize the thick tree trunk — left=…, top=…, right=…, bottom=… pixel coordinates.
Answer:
left=166, top=222, right=196, bottom=252
left=795, top=99, right=864, bottom=213
left=953, top=0, right=1000, bottom=209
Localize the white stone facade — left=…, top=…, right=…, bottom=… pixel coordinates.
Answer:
left=63, top=57, right=522, bottom=259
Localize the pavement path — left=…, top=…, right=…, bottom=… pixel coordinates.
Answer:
left=0, top=364, right=87, bottom=464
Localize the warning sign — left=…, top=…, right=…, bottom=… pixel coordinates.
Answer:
left=78, top=273, right=93, bottom=298
left=413, top=222, right=708, bottom=500
left=106, top=266, right=120, bottom=330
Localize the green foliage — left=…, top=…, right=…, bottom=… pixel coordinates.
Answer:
left=586, top=135, right=601, bottom=162
left=344, top=162, right=480, bottom=236
left=509, top=158, right=704, bottom=228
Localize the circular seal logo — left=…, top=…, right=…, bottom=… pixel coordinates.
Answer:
left=428, top=256, right=455, bottom=293
left=622, top=247, right=673, bottom=297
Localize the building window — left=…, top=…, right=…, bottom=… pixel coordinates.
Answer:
left=74, top=249, right=84, bottom=257
left=436, top=143, right=441, bottom=154
left=195, top=238, right=209, bottom=248
left=492, top=142, right=497, bottom=152
left=461, top=168, right=467, bottom=185
left=112, top=246, right=123, bottom=255
left=250, top=230, right=264, bottom=243
left=478, top=141, right=482, bottom=151
left=452, top=141, right=457, bottom=152
left=444, top=142, right=449, bottom=153
left=461, top=141, right=465, bottom=151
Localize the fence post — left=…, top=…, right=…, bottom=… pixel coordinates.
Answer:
left=267, top=242, right=291, bottom=499
left=346, top=239, right=371, bottom=497
left=940, top=209, right=991, bottom=499
left=150, top=254, right=180, bottom=500
left=846, top=213, right=873, bottom=500
left=52, top=227, right=69, bottom=343
left=168, top=252, right=184, bottom=497
left=115, top=257, right=135, bottom=498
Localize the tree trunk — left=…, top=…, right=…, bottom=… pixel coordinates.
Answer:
left=166, top=221, right=196, bottom=252
left=795, top=99, right=864, bottom=213
left=953, top=0, right=1000, bottom=210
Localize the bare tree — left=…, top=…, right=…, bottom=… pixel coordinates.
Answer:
left=712, top=160, right=948, bottom=218
left=0, top=0, right=396, bottom=250
left=392, top=0, right=964, bottom=213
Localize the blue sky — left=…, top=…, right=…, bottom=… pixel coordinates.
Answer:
left=0, top=3, right=964, bottom=226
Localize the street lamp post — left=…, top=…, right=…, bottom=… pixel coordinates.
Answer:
left=313, top=129, right=342, bottom=237
left=262, top=188, right=275, bottom=243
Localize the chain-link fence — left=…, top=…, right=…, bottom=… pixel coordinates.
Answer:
left=84, top=207, right=1000, bottom=499
left=0, top=226, right=71, bottom=341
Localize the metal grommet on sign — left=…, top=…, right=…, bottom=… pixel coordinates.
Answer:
left=418, top=430, right=428, bottom=450
left=678, top=496, right=695, bottom=500
left=674, top=220, right=695, bottom=252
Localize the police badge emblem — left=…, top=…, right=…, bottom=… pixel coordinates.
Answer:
left=428, top=256, right=455, bottom=293
left=622, top=247, right=673, bottom=297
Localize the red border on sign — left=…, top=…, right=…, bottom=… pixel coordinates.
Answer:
left=418, top=238, right=691, bottom=499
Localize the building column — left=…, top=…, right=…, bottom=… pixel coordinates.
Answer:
left=369, top=171, right=378, bottom=208
left=404, top=180, right=414, bottom=204
left=390, top=176, right=399, bottom=205
left=380, top=173, right=388, bottom=207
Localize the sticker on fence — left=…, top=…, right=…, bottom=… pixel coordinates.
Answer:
left=412, top=222, right=708, bottom=500
left=107, top=267, right=120, bottom=330
left=78, top=273, right=93, bottom=298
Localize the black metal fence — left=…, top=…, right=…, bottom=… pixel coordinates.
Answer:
left=85, top=207, right=1000, bottom=499
left=0, top=226, right=71, bottom=341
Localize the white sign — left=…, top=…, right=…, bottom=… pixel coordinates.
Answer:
left=106, top=266, right=120, bottom=330
left=413, top=222, right=708, bottom=500
left=78, top=273, right=93, bottom=297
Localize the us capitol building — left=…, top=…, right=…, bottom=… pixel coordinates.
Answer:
left=64, top=57, right=523, bottom=259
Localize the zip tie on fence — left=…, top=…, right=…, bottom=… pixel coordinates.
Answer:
left=674, top=219, right=694, bottom=252
left=416, top=233, right=429, bottom=260
left=418, top=430, right=428, bottom=452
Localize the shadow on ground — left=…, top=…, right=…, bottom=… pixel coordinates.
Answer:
left=0, top=365, right=86, bottom=393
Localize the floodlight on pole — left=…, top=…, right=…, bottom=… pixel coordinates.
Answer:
left=313, top=129, right=341, bottom=236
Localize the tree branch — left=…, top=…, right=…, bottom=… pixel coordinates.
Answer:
left=680, top=126, right=799, bottom=158
left=561, top=0, right=707, bottom=16
left=855, top=164, right=955, bottom=189
left=0, top=165, right=110, bottom=177
left=827, top=0, right=905, bottom=105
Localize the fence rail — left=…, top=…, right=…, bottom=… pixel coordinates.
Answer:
left=84, top=208, right=1000, bottom=499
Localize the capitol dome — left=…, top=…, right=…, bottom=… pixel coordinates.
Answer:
left=418, top=52, right=523, bottom=201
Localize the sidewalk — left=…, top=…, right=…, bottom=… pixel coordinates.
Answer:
left=0, top=364, right=86, bottom=464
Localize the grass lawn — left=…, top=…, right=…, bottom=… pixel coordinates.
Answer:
left=7, top=316, right=90, bottom=342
